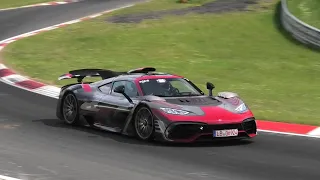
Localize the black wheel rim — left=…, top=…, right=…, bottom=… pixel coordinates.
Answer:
left=135, top=107, right=153, bottom=140
left=62, top=94, right=77, bottom=123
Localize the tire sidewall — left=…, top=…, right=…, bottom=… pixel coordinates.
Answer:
left=62, top=93, right=79, bottom=125
left=134, top=106, right=155, bottom=141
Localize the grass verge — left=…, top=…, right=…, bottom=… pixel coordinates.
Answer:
left=0, top=0, right=52, bottom=9
left=2, top=0, right=320, bottom=125
left=286, top=0, right=320, bottom=29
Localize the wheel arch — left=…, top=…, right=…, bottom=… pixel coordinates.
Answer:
left=131, top=102, right=153, bottom=123
left=123, top=102, right=153, bottom=136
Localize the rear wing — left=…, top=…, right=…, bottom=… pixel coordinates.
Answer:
left=58, top=69, right=126, bottom=82
left=58, top=67, right=156, bottom=83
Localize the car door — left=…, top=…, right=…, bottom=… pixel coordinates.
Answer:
left=96, top=80, right=138, bottom=130
left=92, top=82, right=114, bottom=126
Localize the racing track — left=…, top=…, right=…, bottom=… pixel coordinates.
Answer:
left=0, top=0, right=319, bottom=179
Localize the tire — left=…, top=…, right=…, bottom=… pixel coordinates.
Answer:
left=62, top=93, right=80, bottom=125
left=133, top=106, right=155, bottom=141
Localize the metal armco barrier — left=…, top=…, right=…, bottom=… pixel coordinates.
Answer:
left=280, top=0, right=320, bottom=49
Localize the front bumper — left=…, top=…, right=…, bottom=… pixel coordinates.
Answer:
left=157, top=118, right=257, bottom=143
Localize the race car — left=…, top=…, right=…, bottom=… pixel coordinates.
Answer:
left=56, top=67, right=257, bottom=143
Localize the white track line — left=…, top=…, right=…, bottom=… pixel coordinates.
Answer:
left=258, top=129, right=320, bottom=139
left=0, top=4, right=134, bottom=44
left=0, top=175, right=21, bottom=180
left=0, top=0, right=80, bottom=12
left=0, top=4, right=135, bottom=99
left=307, top=127, right=320, bottom=136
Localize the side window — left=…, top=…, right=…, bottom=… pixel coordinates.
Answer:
left=112, top=80, right=138, bottom=97
left=99, top=83, right=112, bottom=94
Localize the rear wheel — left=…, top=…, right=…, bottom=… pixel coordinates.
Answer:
left=134, top=106, right=154, bottom=141
left=62, top=93, right=80, bottom=125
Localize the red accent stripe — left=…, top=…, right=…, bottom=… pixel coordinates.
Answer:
left=0, top=43, right=8, bottom=47
left=57, top=24, right=67, bottom=28
left=256, top=120, right=317, bottom=134
left=12, top=37, right=23, bottom=41
left=81, top=84, right=92, bottom=92
left=81, top=17, right=91, bottom=21
left=15, top=80, right=45, bottom=89
left=0, top=69, right=14, bottom=77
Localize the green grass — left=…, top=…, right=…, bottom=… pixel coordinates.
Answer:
left=0, top=0, right=52, bottom=9
left=286, top=0, right=320, bottom=29
left=2, top=0, right=320, bottom=125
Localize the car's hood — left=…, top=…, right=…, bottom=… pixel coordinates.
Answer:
left=140, top=95, right=253, bottom=124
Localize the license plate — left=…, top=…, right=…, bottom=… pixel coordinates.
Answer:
left=213, top=129, right=238, bottom=137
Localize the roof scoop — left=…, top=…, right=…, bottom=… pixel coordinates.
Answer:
left=127, top=67, right=156, bottom=74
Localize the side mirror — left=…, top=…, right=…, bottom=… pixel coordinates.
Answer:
left=113, top=85, right=133, bottom=104
left=206, top=82, right=215, bottom=96
left=114, top=85, right=125, bottom=94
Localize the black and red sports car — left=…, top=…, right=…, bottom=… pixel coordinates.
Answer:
left=56, top=67, right=257, bottom=143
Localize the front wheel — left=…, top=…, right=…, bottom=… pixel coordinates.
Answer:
left=62, top=93, right=80, bottom=125
left=134, top=106, right=155, bottom=141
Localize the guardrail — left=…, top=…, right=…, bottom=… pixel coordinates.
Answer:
left=280, top=0, right=320, bottom=50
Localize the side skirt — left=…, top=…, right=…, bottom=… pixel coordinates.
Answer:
left=92, top=123, right=122, bottom=133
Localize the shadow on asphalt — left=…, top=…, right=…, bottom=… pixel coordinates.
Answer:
left=33, top=118, right=254, bottom=148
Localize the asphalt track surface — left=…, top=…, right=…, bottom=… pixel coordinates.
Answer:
left=0, top=1, right=320, bottom=180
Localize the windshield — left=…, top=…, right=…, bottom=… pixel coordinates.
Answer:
left=138, top=78, right=203, bottom=97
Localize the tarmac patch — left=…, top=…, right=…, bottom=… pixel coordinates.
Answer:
left=0, top=93, right=9, bottom=96
left=107, top=0, right=259, bottom=24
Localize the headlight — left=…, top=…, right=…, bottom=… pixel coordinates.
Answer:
left=235, top=103, right=248, bottom=113
left=160, top=108, right=190, bottom=115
